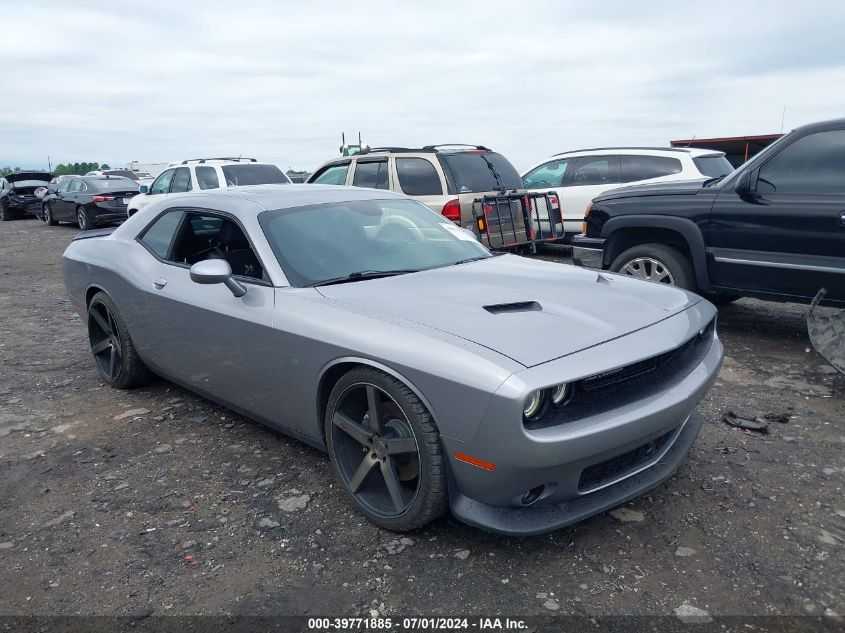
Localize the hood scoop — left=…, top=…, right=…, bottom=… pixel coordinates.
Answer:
left=483, top=301, right=541, bottom=314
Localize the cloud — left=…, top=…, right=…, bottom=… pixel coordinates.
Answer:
left=1, top=0, right=843, bottom=172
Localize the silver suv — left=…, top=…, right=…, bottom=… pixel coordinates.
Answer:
left=307, top=145, right=530, bottom=234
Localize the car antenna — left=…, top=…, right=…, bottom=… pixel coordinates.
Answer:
left=686, top=135, right=696, bottom=148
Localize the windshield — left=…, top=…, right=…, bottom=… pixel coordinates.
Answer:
left=693, top=155, right=733, bottom=178
left=439, top=152, right=523, bottom=193
left=221, top=164, right=290, bottom=186
left=259, top=198, right=490, bottom=287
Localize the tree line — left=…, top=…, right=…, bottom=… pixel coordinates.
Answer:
left=1, top=162, right=111, bottom=177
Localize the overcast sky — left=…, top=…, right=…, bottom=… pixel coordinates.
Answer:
left=2, top=0, right=844, bottom=172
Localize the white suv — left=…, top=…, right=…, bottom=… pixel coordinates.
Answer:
left=521, top=147, right=733, bottom=235
left=127, top=158, right=291, bottom=216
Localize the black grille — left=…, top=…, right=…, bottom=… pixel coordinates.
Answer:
left=578, top=427, right=676, bottom=492
left=524, top=318, right=715, bottom=430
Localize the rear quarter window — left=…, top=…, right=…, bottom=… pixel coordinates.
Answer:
left=139, top=210, right=185, bottom=259
left=395, top=158, right=442, bottom=195
left=221, top=164, right=289, bottom=186
left=620, top=155, right=683, bottom=182
left=693, top=155, right=734, bottom=178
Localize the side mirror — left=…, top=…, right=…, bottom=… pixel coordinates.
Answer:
left=139, top=185, right=149, bottom=194
left=734, top=170, right=754, bottom=196
left=189, top=259, right=246, bottom=297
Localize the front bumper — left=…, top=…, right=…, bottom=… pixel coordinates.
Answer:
left=442, top=301, right=722, bottom=536
left=570, top=235, right=606, bottom=269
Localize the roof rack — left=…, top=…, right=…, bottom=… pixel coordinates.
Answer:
left=422, top=144, right=491, bottom=151
left=180, top=157, right=258, bottom=164
left=552, top=146, right=692, bottom=156
left=365, top=147, right=434, bottom=154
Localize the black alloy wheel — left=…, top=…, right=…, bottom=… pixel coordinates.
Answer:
left=44, top=203, right=57, bottom=225
left=86, top=292, right=152, bottom=389
left=77, top=206, right=89, bottom=230
left=326, top=368, right=447, bottom=531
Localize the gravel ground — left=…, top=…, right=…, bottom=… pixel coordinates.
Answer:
left=0, top=219, right=843, bottom=619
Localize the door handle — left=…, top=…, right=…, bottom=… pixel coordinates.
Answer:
left=153, top=277, right=167, bottom=289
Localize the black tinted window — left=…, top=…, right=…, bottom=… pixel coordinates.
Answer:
left=170, top=168, right=192, bottom=193
left=571, top=156, right=620, bottom=186
left=352, top=161, right=390, bottom=190
left=396, top=158, right=442, bottom=195
left=693, top=155, right=733, bottom=178
left=620, top=155, right=682, bottom=182
left=196, top=166, right=219, bottom=190
left=757, top=130, right=845, bottom=195
left=169, top=213, right=263, bottom=280
left=439, top=152, right=522, bottom=193
left=140, top=211, right=184, bottom=258
left=221, top=164, right=288, bottom=186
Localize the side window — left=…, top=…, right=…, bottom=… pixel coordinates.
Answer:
left=352, top=161, right=389, bottom=190
left=58, top=180, right=71, bottom=193
left=311, top=163, right=350, bottom=185
left=170, top=167, right=192, bottom=193
left=395, top=158, right=443, bottom=196
left=69, top=179, right=83, bottom=192
left=570, top=156, right=621, bottom=186
left=757, top=130, right=845, bottom=195
left=196, top=166, right=219, bottom=190
left=620, top=155, right=683, bottom=183
left=169, top=213, right=264, bottom=280
left=139, top=210, right=185, bottom=259
left=150, top=169, right=175, bottom=195
left=523, top=160, right=569, bottom=189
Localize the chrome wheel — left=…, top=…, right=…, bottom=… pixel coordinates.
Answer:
left=619, top=257, right=675, bottom=285
left=77, top=208, right=87, bottom=230
left=88, top=302, right=122, bottom=381
left=330, top=383, right=421, bottom=517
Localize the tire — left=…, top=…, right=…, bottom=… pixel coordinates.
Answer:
left=610, top=243, right=696, bottom=291
left=87, top=291, right=153, bottom=389
left=325, top=367, right=447, bottom=531
left=77, top=206, right=92, bottom=230
left=44, top=203, right=58, bottom=226
left=1, top=202, right=10, bottom=221
left=703, top=292, right=741, bottom=306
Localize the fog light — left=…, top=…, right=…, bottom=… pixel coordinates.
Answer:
left=551, top=382, right=572, bottom=407
left=523, top=390, right=544, bottom=419
left=522, top=485, right=544, bottom=506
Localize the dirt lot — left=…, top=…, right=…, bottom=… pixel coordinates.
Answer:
left=1, top=218, right=843, bottom=619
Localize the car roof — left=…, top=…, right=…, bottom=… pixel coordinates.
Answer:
left=550, top=147, right=722, bottom=158
left=166, top=183, right=407, bottom=213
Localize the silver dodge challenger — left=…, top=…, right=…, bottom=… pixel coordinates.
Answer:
left=63, top=184, right=723, bottom=535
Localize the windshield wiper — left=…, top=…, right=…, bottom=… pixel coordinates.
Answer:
left=479, top=154, right=506, bottom=193
left=452, top=255, right=491, bottom=266
left=307, top=269, right=417, bottom=287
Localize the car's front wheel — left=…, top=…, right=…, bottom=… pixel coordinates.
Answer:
left=43, top=203, right=58, bottom=226
left=610, top=243, right=695, bottom=290
left=87, top=291, right=152, bottom=389
left=0, top=202, right=11, bottom=221
left=325, top=367, right=448, bottom=531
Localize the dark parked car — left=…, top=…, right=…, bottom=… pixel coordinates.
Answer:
left=571, top=118, right=845, bottom=307
left=0, top=171, right=53, bottom=220
left=41, top=176, right=140, bottom=230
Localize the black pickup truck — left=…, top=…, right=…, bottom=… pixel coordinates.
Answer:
left=571, top=118, right=845, bottom=307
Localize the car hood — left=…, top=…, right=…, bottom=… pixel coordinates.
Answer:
left=317, top=255, right=700, bottom=367
left=594, top=179, right=706, bottom=202
left=6, top=172, right=52, bottom=184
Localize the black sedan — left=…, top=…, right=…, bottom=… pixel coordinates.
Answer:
left=41, top=176, right=140, bottom=230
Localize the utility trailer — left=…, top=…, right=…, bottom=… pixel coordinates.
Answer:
left=472, top=191, right=564, bottom=253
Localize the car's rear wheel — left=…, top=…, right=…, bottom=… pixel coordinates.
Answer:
left=325, top=367, right=447, bottom=531
left=44, top=203, right=58, bottom=226
left=610, top=243, right=695, bottom=290
left=87, top=292, right=152, bottom=389
left=77, top=206, right=92, bottom=230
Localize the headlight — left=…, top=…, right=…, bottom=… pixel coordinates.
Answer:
left=523, top=389, right=545, bottom=419
left=551, top=382, right=572, bottom=407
